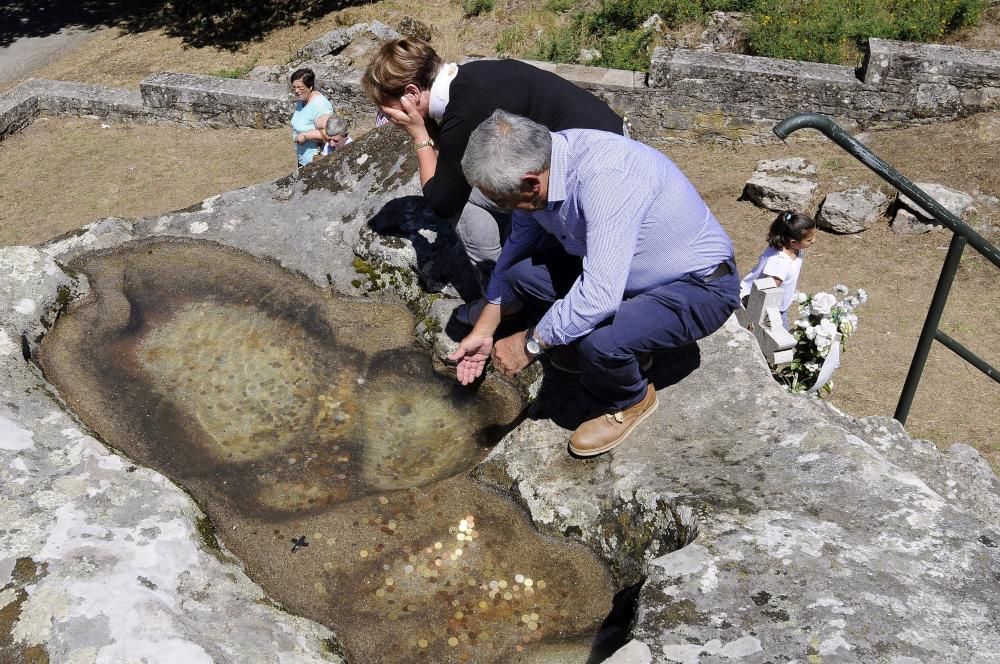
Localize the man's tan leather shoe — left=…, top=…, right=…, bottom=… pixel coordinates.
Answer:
left=569, top=384, right=658, bottom=457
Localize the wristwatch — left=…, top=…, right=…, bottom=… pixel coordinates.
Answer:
left=524, top=327, right=544, bottom=359
left=413, top=138, right=435, bottom=152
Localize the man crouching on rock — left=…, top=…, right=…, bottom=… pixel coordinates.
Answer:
left=448, top=110, right=740, bottom=457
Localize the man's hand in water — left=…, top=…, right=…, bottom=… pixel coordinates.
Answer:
left=448, top=334, right=494, bottom=385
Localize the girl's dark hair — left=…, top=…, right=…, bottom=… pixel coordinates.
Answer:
left=290, top=68, right=316, bottom=89
left=768, top=210, right=816, bottom=250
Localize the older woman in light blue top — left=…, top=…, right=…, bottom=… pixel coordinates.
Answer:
left=290, top=68, right=334, bottom=167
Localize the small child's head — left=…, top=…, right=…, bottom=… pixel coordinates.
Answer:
left=768, top=210, right=817, bottom=251
left=322, top=115, right=350, bottom=149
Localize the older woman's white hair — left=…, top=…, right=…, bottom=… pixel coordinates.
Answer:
left=461, top=110, right=551, bottom=197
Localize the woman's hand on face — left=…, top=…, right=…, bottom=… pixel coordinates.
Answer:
left=380, top=95, right=428, bottom=141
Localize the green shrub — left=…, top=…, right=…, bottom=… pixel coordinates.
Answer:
left=747, top=0, right=985, bottom=65
left=597, top=29, right=656, bottom=70
left=545, top=0, right=577, bottom=12
left=496, top=25, right=529, bottom=57
left=530, top=23, right=585, bottom=63
left=463, top=0, right=495, bottom=17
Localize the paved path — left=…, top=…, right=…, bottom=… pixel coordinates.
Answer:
left=0, top=27, right=102, bottom=91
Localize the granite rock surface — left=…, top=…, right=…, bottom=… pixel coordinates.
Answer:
left=2, top=123, right=999, bottom=663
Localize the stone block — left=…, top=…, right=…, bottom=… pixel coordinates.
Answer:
left=864, top=38, right=1000, bottom=89
left=742, top=158, right=819, bottom=212
left=914, top=82, right=962, bottom=117
left=521, top=60, right=643, bottom=91
left=34, top=79, right=149, bottom=121
left=896, top=181, right=974, bottom=227
left=298, top=21, right=400, bottom=60
left=0, top=81, right=40, bottom=141
left=140, top=72, right=289, bottom=129
left=892, top=208, right=944, bottom=235
left=817, top=186, right=890, bottom=234
left=648, top=46, right=673, bottom=88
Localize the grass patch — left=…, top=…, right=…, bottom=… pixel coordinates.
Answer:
left=463, top=0, right=495, bottom=18
left=0, top=117, right=292, bottom=247
left=211, top=57, right=259, bottom=79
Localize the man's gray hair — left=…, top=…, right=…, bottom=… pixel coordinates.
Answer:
left=325, top=115, right=349, bottom=136
left=461, top=110, right=551, bottom=196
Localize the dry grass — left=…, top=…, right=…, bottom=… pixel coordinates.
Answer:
left=0, top=116, right=292, bottom=246
left=28, top=16, right=342, bottom=90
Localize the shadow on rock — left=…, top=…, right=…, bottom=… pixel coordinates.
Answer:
left=530, top=343, right=702, bottom=431
left=367, top=195, right=481, bottom=301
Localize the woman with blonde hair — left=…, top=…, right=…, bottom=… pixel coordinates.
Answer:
left=363, top=37, right=626, bottom=320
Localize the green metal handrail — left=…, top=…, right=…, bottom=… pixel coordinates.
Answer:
left=772, top=112, right=999, bottom=425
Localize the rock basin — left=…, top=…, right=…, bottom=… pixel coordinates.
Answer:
left=38, top=237, right=619, bottom=663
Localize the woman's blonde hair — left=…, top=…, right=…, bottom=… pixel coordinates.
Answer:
left=361, top=37, right=442, bottom=105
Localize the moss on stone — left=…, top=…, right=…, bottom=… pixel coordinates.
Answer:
left=421, top=315, right=442, bottom=335
left=352, top=257, right=377, bottom=277
left=56, top=285, right=73, bottom=307
left=195, top=515, right=221, bottom=553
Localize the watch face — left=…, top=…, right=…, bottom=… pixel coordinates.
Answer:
left=525, top=337, right=541, bottom=356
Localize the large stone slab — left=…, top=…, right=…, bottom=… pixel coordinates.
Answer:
left=3, top=115, right=999, bottom=663
left=0, top=248, right=341, bottom=663
left=892, top=181, right=975, bottom=235
left=474, top=319, right=1000, bottom=662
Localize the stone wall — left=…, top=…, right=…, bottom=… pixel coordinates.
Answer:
left=2, top=33, right=1000, bottom=145
left=623, top=38, right=1000, bottom=141
left=0, top=73, right=291, bottom=142
left=295, top=35, right=1000, bottom=144
left=140, top=72, right=289, bottom=129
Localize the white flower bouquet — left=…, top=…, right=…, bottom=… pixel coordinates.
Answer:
left=775, top=285, right=868, bottom=393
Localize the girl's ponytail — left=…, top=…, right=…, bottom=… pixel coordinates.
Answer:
left=768, top=210, right=816, bottom=250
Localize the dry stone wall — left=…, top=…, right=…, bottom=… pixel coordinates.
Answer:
left=2, top=31, right=1000, bottom=145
